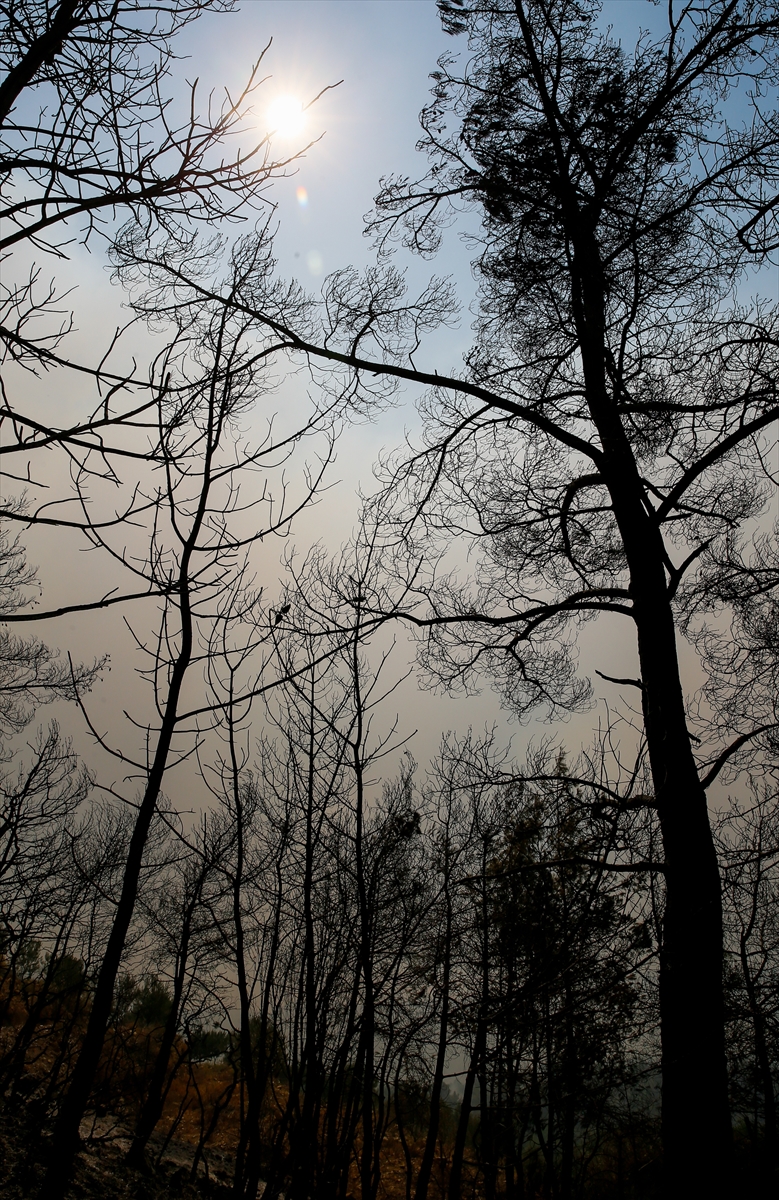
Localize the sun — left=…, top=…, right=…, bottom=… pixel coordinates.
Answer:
left=266, top=94, right=307, bottom=141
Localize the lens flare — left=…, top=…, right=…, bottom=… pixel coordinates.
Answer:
left=296, top=186, right=308, bottom=207
left=266, top=94, right=306, bottom=140
left=306, top=250, right=323, bottom=276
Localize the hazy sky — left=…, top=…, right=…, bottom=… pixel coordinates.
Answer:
left=22, top=1, right=732, bottom=806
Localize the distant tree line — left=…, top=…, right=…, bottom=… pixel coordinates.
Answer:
left=2, top=581, right=779, bottom=1198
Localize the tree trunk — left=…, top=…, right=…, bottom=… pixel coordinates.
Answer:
left=604, top=431, right=731, bottom=1195
left=448, top=1021, right=485, bottom=1200
left=638, top=602, right=731, bottom=1198
left=558, top=981, right=575, bottom=1200
left=231, top=781, right=259, bottom=1200
left=289, top=671, right=321, bottom=1200
left=39, top=661, right=192, bottom=1200
left=127, top=891, right=198, bottom=1167
left=352, top=640, right=377, bottom=1200
left=414, top=901, right=452, bottom=1200
left=740, top=931, right=778, bottom=1176
left=243, top=842, right=287, bottom=1200
left=572, top=237, right=732, bottom=1198
left=38, top=380, right=218, bottom=1200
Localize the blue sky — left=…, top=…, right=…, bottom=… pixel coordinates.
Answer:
left=181, top=1, right=458, bottom=280
left=180, top=1, right=675, bottom=288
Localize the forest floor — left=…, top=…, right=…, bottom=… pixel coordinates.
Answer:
left=0, top=1020, right=431, bottom=1200
left=0, top=1099, right=240, bottom=1200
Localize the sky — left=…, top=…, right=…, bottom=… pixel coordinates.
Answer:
left=21, top=1, right=499, bottom=797
left=14, top=0, right=754, bottom=809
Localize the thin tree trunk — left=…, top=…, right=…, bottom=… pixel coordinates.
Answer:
left=322, top=962, right=361, bottom=1194
left=243, top=831, right=288, bottom=1200
left=289, top=671, right=321, bottom=1200
left=40, top=657, right=192, bottom=1198
left=394, top=1060, right=414, bottom=1200
left=351, top=622, right=377, bottom=1200
left=230, top=764, right=259, bottom=1200
left=448, top=1021, right=484, bottom=1200
left=740, top=932, right=778, bottom=1170
left=479, top=1053, right=496, bottom=1200
left=39, top=362, right=223, bottom=1200
left=542, top=990, right=554, bottom=1200
left=558, top=976, right=575, bottom=1200
left=128, top=884, right=201, bottom=1167
left=414, top=899, right=452, bottom=1200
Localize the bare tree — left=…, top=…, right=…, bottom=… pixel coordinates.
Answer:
left=200, top=3, right=779, bottom=1191
left=0, top=8, right=350, bottom=1192
left=0, top=0, right=322, bottom=622
left=33, top=225, right=341, bottom=1195
left=0, top=521, right=103, bottom=1093
left=125, top=812, right=226, bottom=1168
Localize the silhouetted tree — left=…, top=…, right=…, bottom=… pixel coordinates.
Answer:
left=0, top=0, right=294, bottom=518
left=0, top=6, right=350, bottom=1193
left=718, top=786, right=779, bottom=1190
left=487, top=768, right=650, bottom=1199
left=224, top=3, right=779, bottom=1191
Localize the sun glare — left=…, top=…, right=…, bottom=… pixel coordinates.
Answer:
left=266, top=94, right=307, bottom=141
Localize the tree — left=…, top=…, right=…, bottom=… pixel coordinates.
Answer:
left=37, top=234, right=341, bottom=1197
left=0, top=5, right=349, bottom=1194
left=718, top=787, right=779, bottom=1189
left=253, top=544, right=419, bottom=1200
left=213, top=1, right=779, bottom=1193
left=0, top=522, right=102, bottom=1097
left=487, top=766, right=650, bottom=1199
left=0, top=0, right=287, bottom=550
left=125, top=814, right=224, bottom=1168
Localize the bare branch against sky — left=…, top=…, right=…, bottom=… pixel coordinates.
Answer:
left=0, top=4, right=777, bottom=1200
